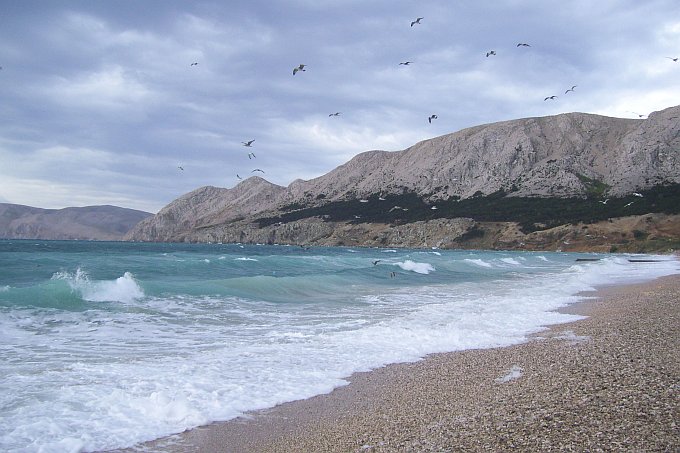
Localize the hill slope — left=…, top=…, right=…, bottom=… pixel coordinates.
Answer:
left=126, top=106, right=680, bottom=249
left=0, top=204, right=153, bottom=241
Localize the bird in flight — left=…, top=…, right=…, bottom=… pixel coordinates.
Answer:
left=329, top=112, right=341, bottom=117
left=373, top=260, right=381, bottom=265
left=624, top=201, right=635, bottom=207
left=666, top=57, right=678, bottom=62
left=517, top=43, right=531, bottom=47
left=190, top=62, right=198, bottom=66
left=633, top=192, right=644, bottom=197
left=565, top=85, right=577, bottom=93
left=428, top=114, right=438, bottom=123
left=248, top=152, right=256, bottom=159
left=411, top=17, right=423, bottom=27
left=252, top=169, right=265, bottom=173
left=486, top=50, right=496, bottom=57
left=544, top=95, right=558, bottom=101
left=242, top=140, right=255, bottom=147
left=598, top=199, right=609, bottom=204
left=399, top=61, right=413, bottom=66
left=236, top=174, right=243, bottom=180
left=628, top=111, right=646, bottom=118
left=293, top=64, right=306, bottom=75
left=178, top=166, right=184, bottom=171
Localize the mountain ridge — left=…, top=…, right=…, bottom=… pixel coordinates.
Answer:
left=126, top=106, right=680, bottom=249
left=0, top=204, right=152, bottom=241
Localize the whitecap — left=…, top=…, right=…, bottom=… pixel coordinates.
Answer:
left=395, top=260, right=435, bottom=274
left=235, top=257, right=258, bottom=262
left=464, top=258, right=493, bottom=268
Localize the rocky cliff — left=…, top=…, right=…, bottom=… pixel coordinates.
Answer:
left=126, top=106, right=680, bottom=250
left=0, top=204, right=152, bottom=241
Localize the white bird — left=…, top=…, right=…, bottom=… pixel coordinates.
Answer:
left=411, top=17, right=423, bottom=27
left=598, top=199, right=609, bottom=204
left=359, top=199, right=369, bottom=203
left=293, top=64, right=306, bottom=75
left=431, top=206, right=438, bottom=210
left=632, top=192, right=643, bottom=197
left=624, top=201, right=635, bottom=207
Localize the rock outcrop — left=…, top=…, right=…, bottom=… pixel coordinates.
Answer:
left=126, top=106, right=680, bottom=247
left=0, top=204, right=152, bottom=241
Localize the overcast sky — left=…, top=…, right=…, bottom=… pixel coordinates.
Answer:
left=1, top=0, right=678, bottom=213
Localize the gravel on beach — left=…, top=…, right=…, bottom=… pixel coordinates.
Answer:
left=142, top=274, right=680, bottom=452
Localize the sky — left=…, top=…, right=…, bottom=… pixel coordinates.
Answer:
left=1, top=0, right=678, bottom=213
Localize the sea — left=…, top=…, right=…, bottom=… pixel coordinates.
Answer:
left=0, top=240, right=678, bottom=452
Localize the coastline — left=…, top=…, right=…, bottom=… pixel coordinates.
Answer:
left=127, top=272, right=680, bottom=452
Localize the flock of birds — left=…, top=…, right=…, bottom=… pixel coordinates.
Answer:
left=173, top=15, right=679, bottom=191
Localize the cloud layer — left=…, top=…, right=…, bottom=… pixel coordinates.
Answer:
left=1, top=0, right=678, bottom=212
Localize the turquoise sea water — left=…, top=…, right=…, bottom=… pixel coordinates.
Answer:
left=0, top=240, right=678, bottom=452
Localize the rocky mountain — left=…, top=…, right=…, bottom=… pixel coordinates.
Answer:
left=126, top=106, right=680, bottom=250
left=0, top=204, right=153, bottom=241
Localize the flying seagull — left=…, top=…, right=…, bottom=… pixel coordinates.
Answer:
left=248, top=152, right=256, bottom=159
left=190, top=62, right=198, bottom=66
left=329, top=112, right=341, bottom=117
left=624, top=201, right=635, bottom=207
left=565, top=85, right=577, bottom=94
left=252, top=169, right=265, bottom=173
left=428, top=114, right=438, bottom=123
left=517, top=43, right=531, bottom=47
left=373, top=260, right=381, bottom=266
left=598, top=199, right=609, bottom=204
left=544, top=95, right=558, bottom=101
left=633, top=192, right=644, bottom=197
left=486, top=50, right=496, bottom=57
left=666, top=57, right=678, bottom=62
left=236, top=174, right=243, bottom=180
left=242, top=140, right=255, bottom=147
left=411, top=17, right=423, bottom=27
left=178, top=166, right=184, bottom=171
left=293, top=64, right=306, bottom=75
left=399, top=61, right=413, bottom=65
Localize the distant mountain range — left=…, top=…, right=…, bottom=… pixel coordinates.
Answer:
left=0, top=204, right=152, bottom=241
left=125, top=105, right=680, bottom=251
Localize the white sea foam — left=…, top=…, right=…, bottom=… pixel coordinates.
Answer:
left=500, top=257, right=521, bottom=265
left=235, top=257, right=258, bottom=261
left=465, top=258, right=493, bottom=268
left=52, top=269, right=144, bottom=303
left=395, top=260, right=435, bottom=274
left=0, top=285, right=9, bottom=292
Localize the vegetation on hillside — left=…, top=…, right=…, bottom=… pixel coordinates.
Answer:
left=257, top=183, right=680, bottom=233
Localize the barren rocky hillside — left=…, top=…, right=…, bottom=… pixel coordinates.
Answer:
left=126, top=106, right=680, bottom=250
left=0, top=204, right=152, bottom=241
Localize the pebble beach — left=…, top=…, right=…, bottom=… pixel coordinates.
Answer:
left=135, top=274, right=680, bottom=452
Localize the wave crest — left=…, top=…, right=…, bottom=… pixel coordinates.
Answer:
left=52, top=268, right=144, bottom=303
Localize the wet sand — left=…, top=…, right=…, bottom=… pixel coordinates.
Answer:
left=133, top=274, right=680, bottom=452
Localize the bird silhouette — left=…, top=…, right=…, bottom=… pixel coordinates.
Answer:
left=544, top=95, right=558, bottom=101
left=329, top=112, right=341, bottom=117
left=628, top=111, right=646, bottom=118
left=486, top=50, right=497, bottom=57
left=633, top=192, right=644, bottom=197
left=248, top=152, right=256, bottom=159
left=293, top=64, right=306, bottom=75
left=666, top=57, right=678, bottom=62
left=399, top=61, right=413, bottom=65
left=565, top=85, right=577, bottom=94
left=178, top=166, right=184, bottom=171
left=252, top=169, right=265, bottom=173
left=236, top=174, right=242, bottom=180
left=242, top=140, right=255, bottom=147
left=517, top=43, right=531, bottom=47
left=411, top=17, right=423, bottom=27
left=190, top=62, right=198, bottom=66
left=373, top=260, right=381, bottom=265
left=428, top=114, right=438, bottom=123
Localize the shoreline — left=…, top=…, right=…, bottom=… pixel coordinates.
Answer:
left=124, top=273, right=680, bottom=452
